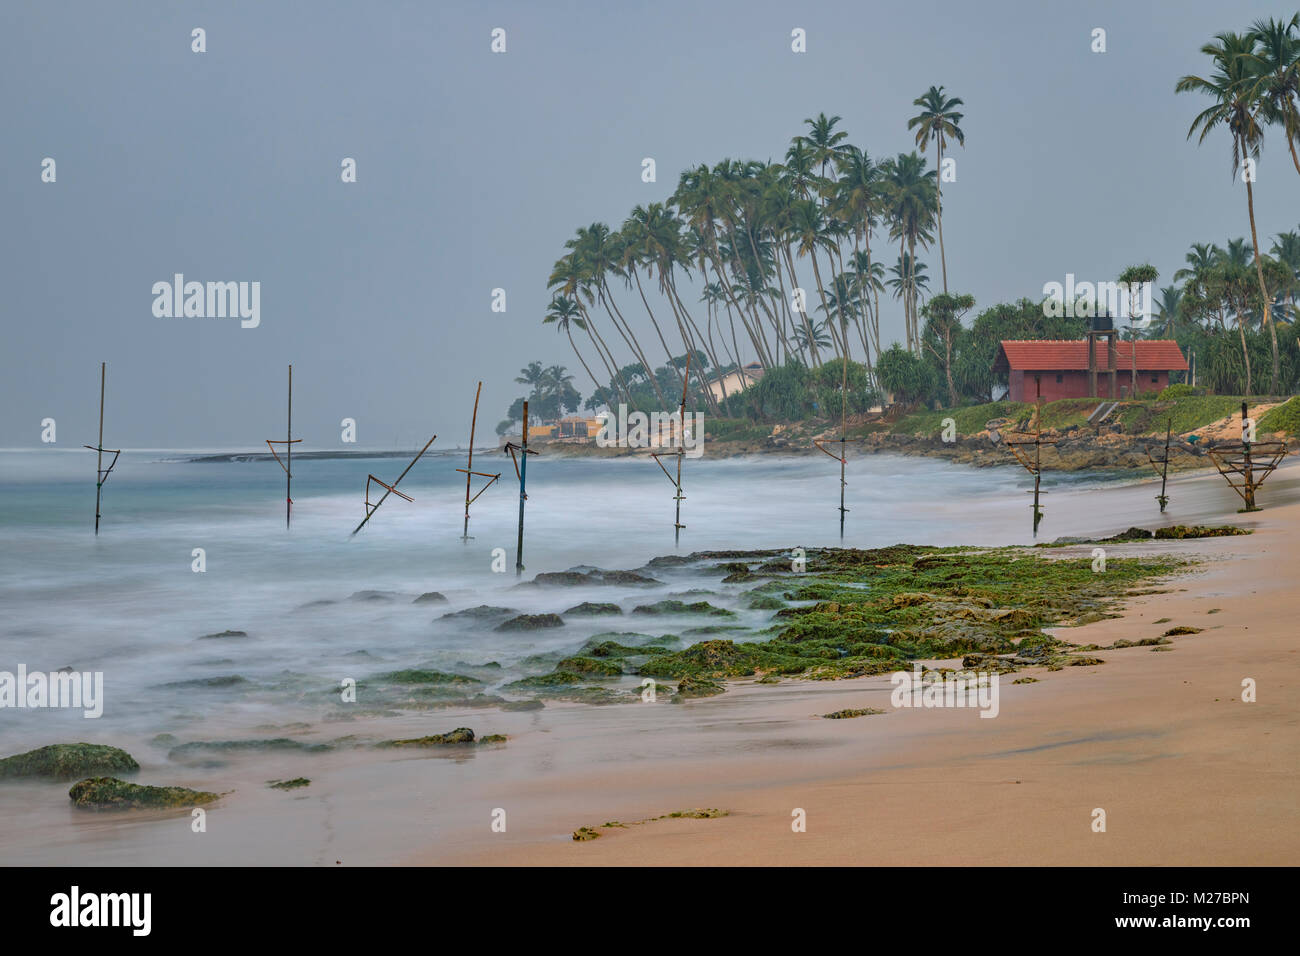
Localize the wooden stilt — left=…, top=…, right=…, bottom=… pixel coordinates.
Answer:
left=503, top=401, right=539, bottom=575
left=1005, top=375, right=1056, bottom=536
left=82, top=362, right=120, bottom=534
left=456, top=381, right=500, bottom=541
left=651, top=354, right=691, bottom=545
left=265, top=365, right=301, bottom=528
left=350, top=433, right=438, bottom=535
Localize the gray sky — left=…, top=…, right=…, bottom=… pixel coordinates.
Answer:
left=4, top=0, right=1299, bottom=448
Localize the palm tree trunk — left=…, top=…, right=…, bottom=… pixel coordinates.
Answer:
left=1243, top=134, right=1278, bottom=391
left=936, top=141, right=948, bottom=295
left=783, top=247, right=822, bottom=367
left=632, top=266, right=685, bottom=394
left=601, top=280, right=668, bottom=407
left=565, top=325, right=604, bottom=395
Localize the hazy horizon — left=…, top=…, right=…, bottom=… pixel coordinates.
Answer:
left=4, top=0, right=1300, bottom=449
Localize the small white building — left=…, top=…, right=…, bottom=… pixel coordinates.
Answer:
left=706, top=362, right=764, bottom=403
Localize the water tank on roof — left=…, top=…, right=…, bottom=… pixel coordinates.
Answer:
left=1090, top=315, right=1113, bottom=332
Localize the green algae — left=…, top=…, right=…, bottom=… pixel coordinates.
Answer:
left=674, top=675, right=726, bottom=699
left=572, top=826, right=601, bottom=841
left=267, top=777, right=311, bottom=790
left=377, top=727, right=476, bottom=747
left=479, top=734, right=507, bottom=744
left=69, top=776, right=220, bottom=810
left=168, top=738, right=331, bottom=760
left=556, top=656, right=624, bottom=677
left=496, top=613, right=565, bottom=632
left=563, top=602, right=623, bottom=616
left=505, top=671, right=585, bottom=688
left=632, top=600, right=736, bottom=618
left=373, top=669, right=480, bottom=685
left=500, top=699, right=545, bottom=712
left=1163, top=625, right=1204, bottom=636
left=747, top=594, right=787, bottom=611
left=0, top=743, right=139, bottom=781
left=822, top=708, right=884, bottom=719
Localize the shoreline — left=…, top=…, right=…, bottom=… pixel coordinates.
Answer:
left=1, top=460, right=1295, bottom=865
left=432, top=464, right=1299, bottom=866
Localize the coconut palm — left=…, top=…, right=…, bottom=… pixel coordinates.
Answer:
left=1246, top=15, right=1300, bottom=176
left=1270, top=229, right=1300, bottom=322
left=880, top=153, right=937, bottom=351
left=1152, top=286, right=1184, bottom=337
left=907, top=86, right=965, bottom=294
left=543, top=296, right=603, bottom=396
left=1177, top=31, right=1278, bottom=389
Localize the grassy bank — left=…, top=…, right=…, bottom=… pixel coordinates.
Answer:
left=892, top=395, right=1275, bottom=438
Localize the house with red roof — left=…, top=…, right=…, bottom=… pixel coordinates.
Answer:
left=994, top=340, right=1189, bottom=402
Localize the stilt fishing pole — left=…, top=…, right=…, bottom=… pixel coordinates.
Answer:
left=1147, top=418, right=1173, bottom=512
left=82, top=362, right=120, bottom=535
left=456, top=381, right=500, bottom=540
left=1207, top=401, right=1287, bottom=512
left=351, top=433, right=438, bottom=535
left=503, top=401, right=539, bottom=575
left=1005, top=375, right=1056, bottom=536
left=651, top=353, right=691, bottom=545
left=813, top=354, right=864, bottom=538
left=265, top=365, right=301, bottom=527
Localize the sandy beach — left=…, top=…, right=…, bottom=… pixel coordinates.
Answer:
left=430, top=463, right=1300, bottom=866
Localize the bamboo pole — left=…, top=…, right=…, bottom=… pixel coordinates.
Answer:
left=1157, top=420, right=1171, bottom=512
left=516, top=401, right=529, bottom=574
left=457, top=381, right=499, bottom=541
left=350, top=433, right=437, bottom=535
left=286, top=364, right=293, bottom=529
left=95, top=363, right=105, bottom=534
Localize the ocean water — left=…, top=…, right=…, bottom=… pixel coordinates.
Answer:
left=0, top=445, right=1218, bottom=752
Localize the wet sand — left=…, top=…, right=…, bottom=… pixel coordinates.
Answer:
left=437, top=462, right=1300, bottom=866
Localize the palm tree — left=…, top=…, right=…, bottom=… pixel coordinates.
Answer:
left=880, top=153, right=936, bottom=351
left=907, top=86, right=965, bottom=294
left=1152, top=285, right=1184, bottom=337
left=1246, top=15, right=1300, bottom=177
left=1270, top=229, right=1300, bottom=322
left=1177, top=31, right=1278, bottom=389
left=543, top=296, right=603, bottom=397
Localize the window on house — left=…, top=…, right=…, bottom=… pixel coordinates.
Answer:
left=1151, top=376, right=1159, bottom=383
left=1055, top=374, right=1063, bottom=383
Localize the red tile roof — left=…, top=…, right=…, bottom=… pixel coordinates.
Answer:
left=995, top=339, right=1188, bottom=372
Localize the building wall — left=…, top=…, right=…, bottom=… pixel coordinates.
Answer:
left=1008, top=370, right=1169, bottom=402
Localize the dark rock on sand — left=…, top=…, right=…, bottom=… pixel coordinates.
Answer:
left=440, top=605, right=518, bottom=622
left=198, top=630, right=249, bottom=640
left=413, top=592, right=449, bottom=605
left=69, top=777, right=220, bottom=810
left=496, top=613, right=565, bottom=632
left=378, top=727, right=476, bottom=747
left=0, top=743, right=139, bottom=781
left=563, top=602, right=623, bottom=616
left=267, top=777, right=310, bottom=790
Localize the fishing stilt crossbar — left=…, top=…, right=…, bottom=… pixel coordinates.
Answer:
left=350, top=434, right=438, bottom=535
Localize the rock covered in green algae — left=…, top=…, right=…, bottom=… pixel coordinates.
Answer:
left=0, top=744, right=139, bottom=781
left=198, top=629, right=249, bottom=639
left=377, top=728, right=476, bottom=747
left=478, top=734, right=507, bottom=744
left=372, top=669, right=480, bottom=686
left=168, top=738, right=331, bottom=760
left=1163, top=625, right=1203, bottom=636
left=412, top=591, right=448, bottom=604
left=555, top=656, right=624, bottom=677
left=673, top=675, right=726, bottom=700
left=563, top=602, right=623, bottom=616
left=661, top=808, right=728, bottom=819
left=572, top=826, right=601, bottom=841
left=632, top=599, right=735, bottom=617
left=1012, top=677, right=1039, bottom=684
left=439, top=605, right=518, bottom=622
left=532, top=569, right=660, bottom=587
left=1154, top=525, right=1249, bottom=539
left=822, top=708, right=884, bottom=719
left=495, top=613, right=565, bottom=632
left=506, top=671, right=585, bottom=688
left=747, top=594, right=787, bottom=611
left=267, top=777, right=310, bottom=790
left=68, top=777, right=220, bottom=810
